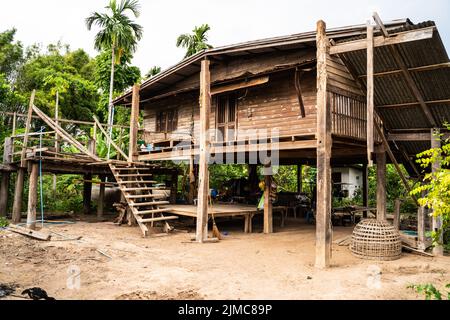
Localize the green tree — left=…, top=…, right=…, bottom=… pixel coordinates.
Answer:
left=86, top=0, right=143, bottom=131
left=145, top=65, right=161, bottom=79
left=411, top=127, right=450, bottom=249
left=15, top=44, right=99, bottom=121
left=0, top=29, right=24, bottom=82
left=176, top=24, right=213, bottom=58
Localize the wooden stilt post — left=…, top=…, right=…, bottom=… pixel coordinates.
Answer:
left=12, top=90, right=36, bottom=223
left=431, top=128, right=443, bottom=256
left=362, top=163, right=369, bottom=218
left=53, top=91, right=59, bottom=193
left=129, top=84, right=140, bottom=162
left=315, top=20, right=332, bottom=269
left=97, top=175, right=106, bottom=218
left=393, top=198, right=401, bottom=229
left=297, top=164, right=303, bottom=193
left=263, top=166, right=273, bottom=234
left=0, top=172, right=10, bottom=217
left=170, top=171, right=178, bottom=204
left=83, top=173, right=92, bottom=215
left=196, top=58, right=211, bottom=242
left=26, top=162, right=39, bottom=230
left=187, top=156, right=195, bottom=204
left=376, top=146, right=386, bottom=221
left=367, top=22, right=375, bottom=167
left=417, top=190, right=426, bottom=251
left=12, top=169, right=25, bottom=223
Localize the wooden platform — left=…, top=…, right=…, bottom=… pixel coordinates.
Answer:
left=160, top=203, right=288, bottom=233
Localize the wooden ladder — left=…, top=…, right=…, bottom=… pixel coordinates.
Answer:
left=109, top=163, right=177, bottom=237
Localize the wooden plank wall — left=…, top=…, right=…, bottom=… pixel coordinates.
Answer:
left=142, top=69, right=317, bottom=145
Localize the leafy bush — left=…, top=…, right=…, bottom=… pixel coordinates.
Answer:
left=409, top=283, right=450, bottom=300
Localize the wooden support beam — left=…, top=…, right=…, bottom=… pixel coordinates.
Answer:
left=129, top=84, right=140, bottom=162
left=26, top=162, right=39, bottom=230
left=393, top=199, right=401, bottom=229
left=362, top=163, right=369, bottom=217
left=196, top=59, right=211, bottom=243
left=12, top=168, right=25, bottom=223
left=263, top=167, right=273, bottom=234
left=297, top=164, right=302, bottom=193
left=367, top=22, right=375, bottom=167
left=431, top=128, right=443, bottom=256
left=329, top=26, right=434, bottom=55
left=83, top=173, right=92, bottom=215
left=372, top=12, right=389, bottom=37
left=417, top=191, right=427, bottom=251
left=315, top=20, right=332, bottom=269
left=387, top=132, right=431, bottom=141
left=0, top=172, right=10, bottom=217
left=20, top=90, right=36, bottom=168
left=93, top=116, right=129, bottom=161
left=211, top=76, right=269, bottom=96
left=375, top=123, right=418, bottom=204
left=170, top=172, right=178, bottom=204
left=376, top=146, right=386, bottom=221
left=33, top=105, right=100, bottom=161
left=358, top=62, right=450, bottom=78
left=97, top=175, right=106, bottom=218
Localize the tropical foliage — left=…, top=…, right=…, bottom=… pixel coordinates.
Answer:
left=176, top=24, right=213, bottom=58
left=411, top=125, right=450, bottom=248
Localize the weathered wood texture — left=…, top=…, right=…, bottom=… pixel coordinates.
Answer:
left=26, top=162, right=39, bottom=229
left=315, top=20, right=332, bottom=269
left=196, top=59, right=211, bottom=242
left=367, top=23, right=375, bottom=166
left=12, top=168, right=25, bottom=223
left=143, top=70, right=318, bottom=144
left=0, top=172, right=10, bottom=217
left=129, top=84, right=140, bottom=161
left=97, top=175, right=106, bottom=218
left=376, top=148, right=387, bottom=221
left=83, top=173, right=92, bottom=215
left=263, top=172, right=273, bottom=234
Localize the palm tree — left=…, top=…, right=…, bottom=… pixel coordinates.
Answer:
left=176, top=24, right=213, bottom=58
left=86, top=0, right=143, bottom=156
left=145, top=66, right=161, bottom=79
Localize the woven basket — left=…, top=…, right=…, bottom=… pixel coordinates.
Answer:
left=350, top=219, right=402, bottom=261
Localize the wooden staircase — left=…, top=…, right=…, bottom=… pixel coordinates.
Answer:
left=109, top=163, right=178, bottom=237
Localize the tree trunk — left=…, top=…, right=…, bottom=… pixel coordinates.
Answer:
left=107, top=45, right=116, bottom=160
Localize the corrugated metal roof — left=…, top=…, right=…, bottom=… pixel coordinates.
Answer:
left=339, top=20, right=450, bottom=160
left=113, top=19, right=410, bottom=105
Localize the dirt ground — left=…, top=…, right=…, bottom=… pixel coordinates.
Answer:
left=1, top=216, right=449, bottom=300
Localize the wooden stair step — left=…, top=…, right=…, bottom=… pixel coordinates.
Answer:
left=135, top=208, right=172, bottom=215
left=117, top=174, right=153, bottom=177
left=140, top=216, right=178, bottom=223
left=122, top=187, right=164, bottom=192
left=125, top=194, right=166, bottom=199
left=118, top=180, right=157, bottom=184
left=129, top=201, right=170, bottom=207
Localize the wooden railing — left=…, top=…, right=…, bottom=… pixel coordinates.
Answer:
left=1, top=108, right=133, bottom=164
left=329, top=91, right=382, bottom=141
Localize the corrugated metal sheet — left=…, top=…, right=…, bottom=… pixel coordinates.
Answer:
left=339, top=20, right=450, bottom=159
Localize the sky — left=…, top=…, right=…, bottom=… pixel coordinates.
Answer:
left=1, top=0, right=449, bottom=75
